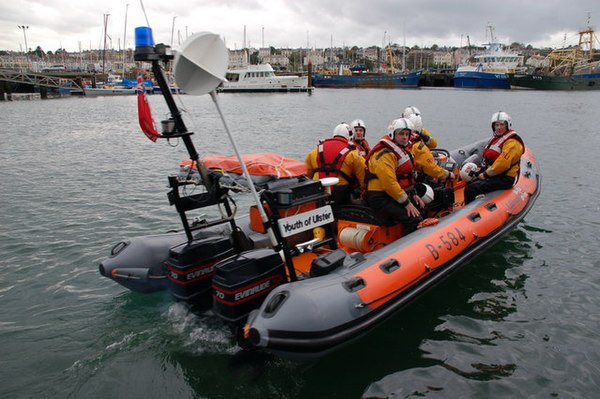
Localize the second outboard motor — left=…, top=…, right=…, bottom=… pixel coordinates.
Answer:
left=212, top=249, right=287, bottom=324
left=166, top=236, right=236, bottom=306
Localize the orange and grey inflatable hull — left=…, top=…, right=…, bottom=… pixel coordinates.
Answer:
left=245, top=144, right=541, bottom=360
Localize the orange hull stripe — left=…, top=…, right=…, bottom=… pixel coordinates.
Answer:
left=355, top=154, right=538, bottom=309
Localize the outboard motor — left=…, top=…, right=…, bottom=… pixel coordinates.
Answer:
left=212, top=248, right=287, bottom=324
left=166, top=236, right=236, bottom=306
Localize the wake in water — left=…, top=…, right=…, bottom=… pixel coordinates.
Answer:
left=164, top=302, right=240, bottom=355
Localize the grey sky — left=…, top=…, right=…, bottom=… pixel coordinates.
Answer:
left=2, top=0, right=598, bottom=53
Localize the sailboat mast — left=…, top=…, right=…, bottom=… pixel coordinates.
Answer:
left=122, top=3, right=128, bottom=77
left=170, top=16, right=177, bottom=48
left=102, top=13, right=110, bottom=74
left=402, top=24, right=406, bottom=71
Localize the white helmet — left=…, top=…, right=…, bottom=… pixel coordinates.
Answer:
left=460, top=162, right=479, bottom=182
left=350, top=119, right=367, bottom=136
left=407, top=114, right=423, bottom=133
left=491, top=111, right=512, bottom=131
left=387, top=118, right=414, bottom=139
left=416, top=183, right=434, bottom=204
left=333, top=123, right=353, bottom=140
left=402, top=106, right=421, bottom=118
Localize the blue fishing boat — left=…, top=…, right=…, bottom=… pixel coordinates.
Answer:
left=311, top=70, right=422, bottom=88
left=454, top=25, right=523, bottom=89
left=453, top=69, right=511, bottom=89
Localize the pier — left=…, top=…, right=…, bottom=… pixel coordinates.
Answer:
left=419, top=69, right=455, bottom=87
left=0, top=69, right=104, bottom=100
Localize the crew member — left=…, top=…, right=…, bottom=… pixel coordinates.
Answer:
left=465, top=111, right=524, bottom=203
left=305, top=123, right=366, bottom=207
left=402, top=106, right=438, bottom=149
left=365, top=118, right=424, bottom=234
left=350, top=119, right=371, bottom=158
left=407, top=114, right=454, bottom=182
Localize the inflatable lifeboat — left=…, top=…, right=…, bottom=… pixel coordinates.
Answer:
left=244, top=147, right=540, bottom=359
left=100, top=141, right=540, bottom=359
left=99, top=31, right=541, bottom=360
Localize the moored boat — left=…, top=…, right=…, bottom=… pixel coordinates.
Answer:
left=84, top=86, right=137, bottom=96
left=454, top=25, right=524, bottom=89
left=99, top=29, right=541, bottom=360
left=311, top=69, right=422, bottom=89
left=83, top=75, right=153, bottom=96
left=218, top=63, right=312, bottom=93
left=509, top=24, right=600, bottom=90
left=313, top=45, right=421, bottom=89
left=508, top=70, right=600, bottom=90
left=453, top=69, right=512, bottom=89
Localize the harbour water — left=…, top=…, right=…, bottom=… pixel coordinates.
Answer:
left=1, top=88, right=599, bottom=398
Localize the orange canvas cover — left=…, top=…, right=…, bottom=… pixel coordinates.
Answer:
left=181, top=153, right=307, bottom=178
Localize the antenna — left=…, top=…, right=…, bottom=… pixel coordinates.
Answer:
left=139, top=0, right=151, bottom=27
left=170, top=16, right=176, bottom=48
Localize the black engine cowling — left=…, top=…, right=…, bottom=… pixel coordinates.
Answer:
left=212, top=248, right=287, bottom=324
left=166, top=236, right=236, bottom=306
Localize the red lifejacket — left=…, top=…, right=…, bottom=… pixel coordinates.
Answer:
left=408, top=132, right=422, bottom=147
left=483, top=130, right=524, bottom=165
left=366, top=136, right=416, bottom=189
left=316, top=137, right=356, bottom=183
left=353, top=138, right=371, bottom=157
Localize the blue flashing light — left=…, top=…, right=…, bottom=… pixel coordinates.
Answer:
left=135, top=27, right=154, bottom=47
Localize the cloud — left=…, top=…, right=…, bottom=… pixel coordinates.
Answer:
left=1, top=0, right=597, bottom=53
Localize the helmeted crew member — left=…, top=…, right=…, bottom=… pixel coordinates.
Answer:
left=305, top=123, right=366, bottom=207
left=402, top=106, right=438, bottom=149
left=407, top=114, right=454, bottom=182
left=365, top=118, right=424, bottom=234
left=465, top=111, right=524, bottom=204
left=350, top=119, right=371, bottom=158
